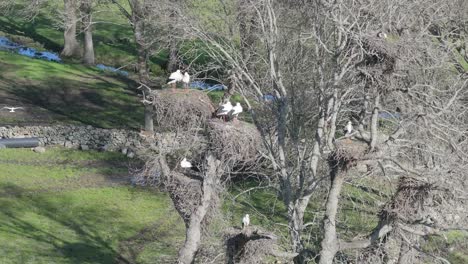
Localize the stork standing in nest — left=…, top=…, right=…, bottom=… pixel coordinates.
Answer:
left=230, top=102, right=243, bottom=122
left=180, top=158, right=192, bottom=168
left=242, top=214, right=250, bottom=229
left=167, top=69, right=183, bottom=91
left=344, top=121, right=353, bottom=136
left=182, top=72, right=190, bottom=90
left=216, top=101, right=233, bottom=122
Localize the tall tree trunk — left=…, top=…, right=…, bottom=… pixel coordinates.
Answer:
left=167, top=36, right=178, bottom=72
left=288, top=201, right=306, bottom=254
left=178, top=156, right=220, bottom=264
left=133, top=22, right=149, bottom=84
left=319, top=167, right=345, bottom=264
left=80, top=0, right=95, bottom=65
left=62, top=0, right=80, bottom=57
left=144, top=104, right=154, bottom=132
left=128, top=0, right=152, bottom=131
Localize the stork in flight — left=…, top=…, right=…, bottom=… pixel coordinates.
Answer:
left=2, top=107, right=23, bottom=113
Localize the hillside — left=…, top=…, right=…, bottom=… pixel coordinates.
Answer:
left=1, top=1, right=467, bottom=263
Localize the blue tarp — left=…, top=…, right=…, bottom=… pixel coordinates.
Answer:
left=0, top=36, right=62, bottom=62
left=96, top=64, right=129, bottom=77
left=190, top=81, right=226, bottom=91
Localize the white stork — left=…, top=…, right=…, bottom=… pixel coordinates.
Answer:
left=2, top=107, right=23, bottom=113
left=377, top=32, right=387, bottom=39
left=242, top=214, right=250, bottom=229
left=182, top=72, right=190, bottom=89
left=167, top=70, right=183, bottom=90
left=230, top=102, right=243, bottom=121
left=345, top=121, right=353, bottom=136
left=216, top=101, right=233, bottom=122
left=180, top=158, right=192, bottom=168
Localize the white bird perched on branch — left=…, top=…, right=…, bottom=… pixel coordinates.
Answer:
left=182, top=72, right=190, bottom=89
left=2, top=107, right=23, bottom=113
left=180, top=158, right=192, bottom=168
left=216, top=101, right=233, bottom=122
left=345, top=121, right=353, bottom=136
left=242, top=214, right=250, bottom=229
left=377, top=31, right=387, bottom=39
left=230, top=102, right=243, bottom=121
left=167, top=69, right=183, bottom=90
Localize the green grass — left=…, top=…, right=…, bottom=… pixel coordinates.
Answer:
left=0, top=147, right=184, bottom=264
left=0, top=51, right=144, bottom=128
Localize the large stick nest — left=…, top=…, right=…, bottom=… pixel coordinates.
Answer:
left=207, top=119, right=262, bottom=166
left=379, top=176, right=436, bottom=223
left=225, top=227, right=280, bottom=264
left=330, top=138, right=370, bottom=170
left=151, top=89, right=215, bottom=131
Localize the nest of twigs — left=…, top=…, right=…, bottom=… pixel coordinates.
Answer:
left=379, top=176, right=435, bottom=222
left=225, top=227, right=279, bottom=264
left=207, top=119, right=262, bottom=165
left=165, top=171, right=203, bottom=223
left=152, top=89, right=214, bottom=131
left=330, top=138, right=370, bottom=171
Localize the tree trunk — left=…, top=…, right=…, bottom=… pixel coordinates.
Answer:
left=129, top=0, right=149, bottom=84
left=167, top=36, right=178, bottom=72
left=62, top=0, right=80, bottom=57
left=144, top=104, right=154, bottom=132
left=288, top=201, right=306, bottom=254
left=319, top=168, right=345, bottom=264
left=177, top=156, right=220, bottom=264
left=80, top=0, right=95, bottom=65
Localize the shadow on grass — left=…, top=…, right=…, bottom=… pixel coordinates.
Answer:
left=0, top=67, right=143, bottom=128
left=0, top=183, right=132, bottom=264
left=0, top=16, right=62, bottom=52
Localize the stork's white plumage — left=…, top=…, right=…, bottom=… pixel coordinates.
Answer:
left=242, top=214, right=250, bottom=229
left=180, top=158, right=192, bottom=168
left=216, top=101, right=233, bottom=121
left=167, top=70, right=183, bottom=84
left=377, top=32, right=387, bottom=39
left=2, top=107, right=23, bottom=113
left=231, top=102, right=243, bottom=119
left=182, top=72, right=190, bottom=87
left=345, top=121, right=353, bottom=135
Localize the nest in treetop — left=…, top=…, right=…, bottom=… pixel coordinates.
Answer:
left=207, top=119, right=263, bottom=165
left=225, top=227, right=279, bottom=264
left=379, top=176, right=436, bottom=222
left=330, top=138, right=370, bottom=170
left=151, top=89, right=215, bottom=131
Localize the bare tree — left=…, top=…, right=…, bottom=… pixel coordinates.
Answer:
left=183, top=0, right=468, bottom=263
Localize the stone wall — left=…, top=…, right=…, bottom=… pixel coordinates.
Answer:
left=0, top=125, right=150, bottom=156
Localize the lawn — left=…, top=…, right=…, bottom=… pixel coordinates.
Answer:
left=0, top=51, right=144, bottom=128
left=0, top=147, right=185, bottom=264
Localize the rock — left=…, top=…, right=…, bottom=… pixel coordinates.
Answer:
left=32, top=146, right=46, bottom=153
left=64, top=141, right=73, bottom=148
left=80, top=144, right=90, bottom=151
left=121, top=147, right=128, bottom=155
left=99, top=144, right=110, bottom=152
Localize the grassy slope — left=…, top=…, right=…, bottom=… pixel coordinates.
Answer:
left=0, top=147, right=185, bottom=264
left=0, top=51, right=144, bottom=128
